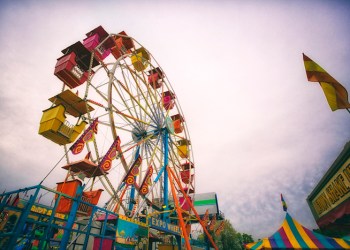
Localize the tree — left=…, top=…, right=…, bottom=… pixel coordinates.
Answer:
left=242, top=233, right=254, bottom=244
left=237, top=232, right=254, bottom=248
left=196, top=219, right=243, bottom=249
left=218, top=219, right=242, bottom=250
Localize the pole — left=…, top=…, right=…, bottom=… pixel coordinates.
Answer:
left=167, top=167, right=192, bottom=250
left=168, top=167, right=219, bottom=250
left=163, top=131, right=169, bottom=222
left=60, top=184, right=84, bottom=250
left=129, top=147, right=140, bottom=212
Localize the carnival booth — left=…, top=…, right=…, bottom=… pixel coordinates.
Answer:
left=307, top=141, right=350, bottom=238
left=245, top=213, right=350, bottom=249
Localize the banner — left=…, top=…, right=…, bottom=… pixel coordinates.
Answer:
left=123, top=156, right=142, bottom=185
left=140, top=165, right=153, bottom=195
left=148, top=217, right=181, bottom=236
left=116, top=215, right=149, bottom=250
left=99, top=137, right=120, bottom=172
left=311, top=158, right=350, bottom=218
left=70, top=118, right=98, bottom=154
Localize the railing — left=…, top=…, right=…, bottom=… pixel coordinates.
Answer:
left=58, top=120, right=74, bottom=138
left=78, top=195, right=91, bottom=215
left=0, top=185, right=118, bottom=250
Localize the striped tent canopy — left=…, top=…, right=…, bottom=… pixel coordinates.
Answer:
left=245, top=213, right=350, bottom=249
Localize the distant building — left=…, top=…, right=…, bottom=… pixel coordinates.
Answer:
left=307, top=141, right=350, bottom=237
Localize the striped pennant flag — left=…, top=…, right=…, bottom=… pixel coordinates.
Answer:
left=303, top=54, right=350, bottom=111
left=281, top=194, right=287, bottom=212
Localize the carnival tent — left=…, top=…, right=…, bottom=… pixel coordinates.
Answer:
left=245, top=213, right=350, bottom=249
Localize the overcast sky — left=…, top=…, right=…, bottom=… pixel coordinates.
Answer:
left=0, top=0, right=349, bottom=240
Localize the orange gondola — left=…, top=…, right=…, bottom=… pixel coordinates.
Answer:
left=171, top=114, right=184, bottom=134
left=111, top=31, right=134, bottom=59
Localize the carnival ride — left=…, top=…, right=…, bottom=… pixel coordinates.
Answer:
left=0, top=26, right=221, bottom=249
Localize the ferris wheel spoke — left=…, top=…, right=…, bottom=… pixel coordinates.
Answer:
left=128, top=68, right=158, bottom=118
left=89, top=78, right=146, bottom=134
left=114, top=78, right=158, bottom=126
left=112, top=72, right=142, bottom=123
left=110, top=80, right=144, bottom=130
left=145, top=139, right=164, bottom=173
left=97, top=174, right=128, bottom=213
left=143, top=140, right=164, bottom=201
left=168, top=138, right=185, bottom=166
left=92, top=119, right=133, bottom=134
left=126, top=66, right=163, bottom=120
left=120, top=67, right=143, bottom=123
left=113, top=109, right=150, bottom=127
left=92, top=79, right=154, bottom=134
left=123, top=66, right=161, bottom=123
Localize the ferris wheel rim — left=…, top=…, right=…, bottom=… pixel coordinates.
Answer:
left=73, top=33, right=196, bottom=217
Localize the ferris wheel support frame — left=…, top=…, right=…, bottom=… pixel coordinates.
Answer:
left=60, top=184, right=84, bottom=250
left=127, top=146, right=140, bottom=212
left=167, top=167, right=219, bottom=250
left=163, top=130, right=170, bottom=222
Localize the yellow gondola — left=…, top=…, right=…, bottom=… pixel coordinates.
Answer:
left=177, top=139, right=191, bottom=159
left=131, top=47, right=150, bottom=71
left=39, top=105, right=87, bottom=145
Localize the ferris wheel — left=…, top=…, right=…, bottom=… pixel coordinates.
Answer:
left=39, top=26, right=195, bottom=220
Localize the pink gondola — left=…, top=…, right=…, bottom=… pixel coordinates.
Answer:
left=54, top=42, right=98, bottom=88
left=83, top=25, right=115, bottom=61
left=162, top=91, right=175, bottom=110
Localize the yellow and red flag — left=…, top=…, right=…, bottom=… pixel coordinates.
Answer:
left=215, top=221, right=225, bottom=236
left=70, top=118, right=98, bottom=154
left=209, top=214, right=217, bottom=231
left=303, top=54, right=350, bottom=111
left=202, top=209, right=210, bottom=225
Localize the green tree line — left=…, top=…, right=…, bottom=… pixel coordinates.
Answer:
left=197, top=219, right=254, bottom=250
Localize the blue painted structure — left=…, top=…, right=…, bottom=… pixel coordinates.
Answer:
left=0, top=185, right=119, bottom=249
